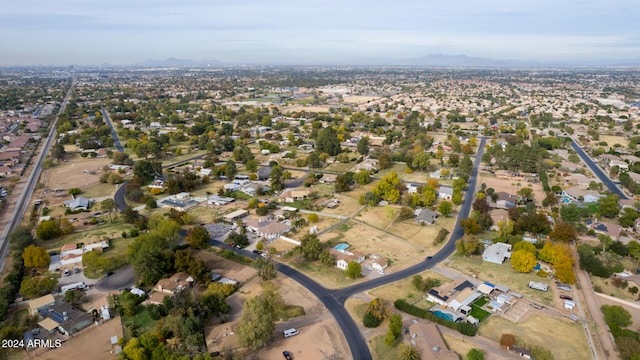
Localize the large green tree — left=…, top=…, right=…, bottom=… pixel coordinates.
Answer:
left=345, top=261, right=362, bottom=279
left=316, top=127, right=341, bottom=156
left=237, top=282, right=282, bottom=349
left=22, top=245, right=50, bottom=268
left=270, top=165, right=285, bottom=192
left=185, top=226, right=210, bottom=249
left=598, top=194, right=620, bottom=218
left=357, top=136, right=370, bottom=155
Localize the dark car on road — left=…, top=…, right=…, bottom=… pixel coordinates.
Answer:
left=560, top=295, right=573, bottom=301
left=283, top=351, right=292, bottom=360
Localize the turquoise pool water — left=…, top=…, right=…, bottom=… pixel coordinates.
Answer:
left=334, top=243, right=350, bottom=251
left=561, top=196, right=572, bottom=204
left=432, top=309, right=455, bottom=321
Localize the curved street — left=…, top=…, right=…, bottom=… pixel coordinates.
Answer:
left=214, top=138, right=486, bottom=360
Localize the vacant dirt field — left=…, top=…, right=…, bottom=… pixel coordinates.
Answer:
left=356, top=205, right=398, bottom=230
left=600, top=135, right=629, bottom=148
left=205, top=276, right=348, bottom=359
left=387, top=216, right=456, bottom=250
left=479, top=314, right=589, bottom=360
left=35, top=317, right=122, bottom=360
left=195, top=250, right=256, bottom=283
left=283, top=105, right=332, bottom=113
left=318, top=220, right=423, bottom=269
left=342, top=95, right=380, bottom=104
left=477, top=173, right=546, bottom=204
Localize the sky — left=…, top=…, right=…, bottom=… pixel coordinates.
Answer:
left=1, top=0, right=639, bottom=66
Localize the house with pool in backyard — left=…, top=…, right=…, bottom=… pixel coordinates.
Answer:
left=425, top=280, right=518, bottom=326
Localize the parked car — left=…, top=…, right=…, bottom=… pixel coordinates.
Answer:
left=105, top=271, right=114, bottom=277
left=283, top=351, right=292, bottom=360
left=252, top=250, right=260, bottom=254
left=73, top=268, right=80, bottom=274
left=210, top=351, right=220, bottom=357
left=560, top=295, right=573, bottom=301
left=63, top=269, right=70, bottom=277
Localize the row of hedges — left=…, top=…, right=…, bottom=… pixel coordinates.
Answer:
left=394, top=299, right=477, bottom=336
left=538, top=167, right=551, bottom=192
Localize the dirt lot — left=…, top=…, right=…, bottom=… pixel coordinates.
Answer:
left=342, top=95, right=380, bottom=104
left=479, top=314, right=589, bottom=360
left=477, top=173, right=546, bottom=204
left=41, top=154, right=114, bottom=207
left=600, top=135, right=629, bottom=148
left=195, top=250, right=257, bottom=283
left=34, top=317, right=122, bottom=360
left=319, top=220, right=423, bottom=268
left=387, top=217, right=456, bottom=250
left=204, top=276, right=348, bottom=359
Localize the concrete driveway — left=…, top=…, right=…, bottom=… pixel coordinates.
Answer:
left=95, top=265, right=135, bottom=291
left=58, top=268, right=92, bottom=286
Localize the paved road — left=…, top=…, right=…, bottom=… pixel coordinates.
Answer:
left=211, top=138, right=487, bottom=360
left=95, top=265, right=136, bottom=291
left=0, top=80, right=74, bottom=271
left=570, top=138, right=628, bottom=199
left=101, top=109, right=124, bottom=152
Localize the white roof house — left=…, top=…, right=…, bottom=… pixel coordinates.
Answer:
left=482, top=243, right=512, bottom=264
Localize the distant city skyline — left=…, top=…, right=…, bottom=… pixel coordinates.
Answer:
left=1, top=0, right=639, bottom=66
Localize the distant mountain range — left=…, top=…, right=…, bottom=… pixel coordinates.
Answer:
left=80, top=54, right=637, bottom=68
left=132, top=57, right=224, bottom=67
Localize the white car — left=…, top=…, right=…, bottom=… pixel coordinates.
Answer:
left=365, top=266, right=373, bottom=271
left=378, top=270, right=385, bottom=275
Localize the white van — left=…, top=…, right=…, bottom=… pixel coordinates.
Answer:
left=283, top=328, right=299, bottom=338
left=564, top=300, right=575, bottom=310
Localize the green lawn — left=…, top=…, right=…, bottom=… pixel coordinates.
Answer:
left=42, top=220, right=134, bottom=250
left=470, top=305, right=491, bottom=322
left=370, top=335, right=400, bottom=360
left=473, top=296, right=488, bottom=307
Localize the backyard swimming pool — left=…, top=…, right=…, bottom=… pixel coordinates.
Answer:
left=334, top=243, right=350, bottom=251
left=432, top=309, right=455, bottom=322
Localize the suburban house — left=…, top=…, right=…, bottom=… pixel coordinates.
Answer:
left=279, top=189, right=311, bottom=203
left=426, top=280, right=474, bottom=307
left=159, top=192, right=198, bottom=212
left=438, top=185, right=453, bottom=200
left=223, top=209, right=248, bottom=222
left=407, top=183, right=419, bottom=194
left=561, top=187, right=601, bottom=203
left=33, top=300, right=93, bottom=337
left=240, top=182, right=270, bottom=197
left=414, top=208, right=439, bottom=225
left=565, top=173, right=595, bottom=188
left=257, top=166, right=272, bottom=181
left=368, top=254, right=388, bottom=270
left=588, top=220, right=623, bottom=239
left=482, top=243, right=512, bottom=264
left=407, top=322, right=458, bottom=360
left=318, top=174, right=337, bottom=184
left=244, top=217, right=291, bottom=240
left=0, top=166, right=11, bottom=176
left=207, top=195, right=235, bottom=206
left=488, top=192, right=516, bottom=209
left=63, top=196, right=92, bottom=211
left=609, top=159, right=629, bottom=171
left=58, top=240, right=109, bottom=267
left=330, top=249, right=365, bottom=270
left=27, top=294, right=56, bottom=315
left=149, top=272, right=193, bottom=305
left=448, top=287, right=482, bottom=312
